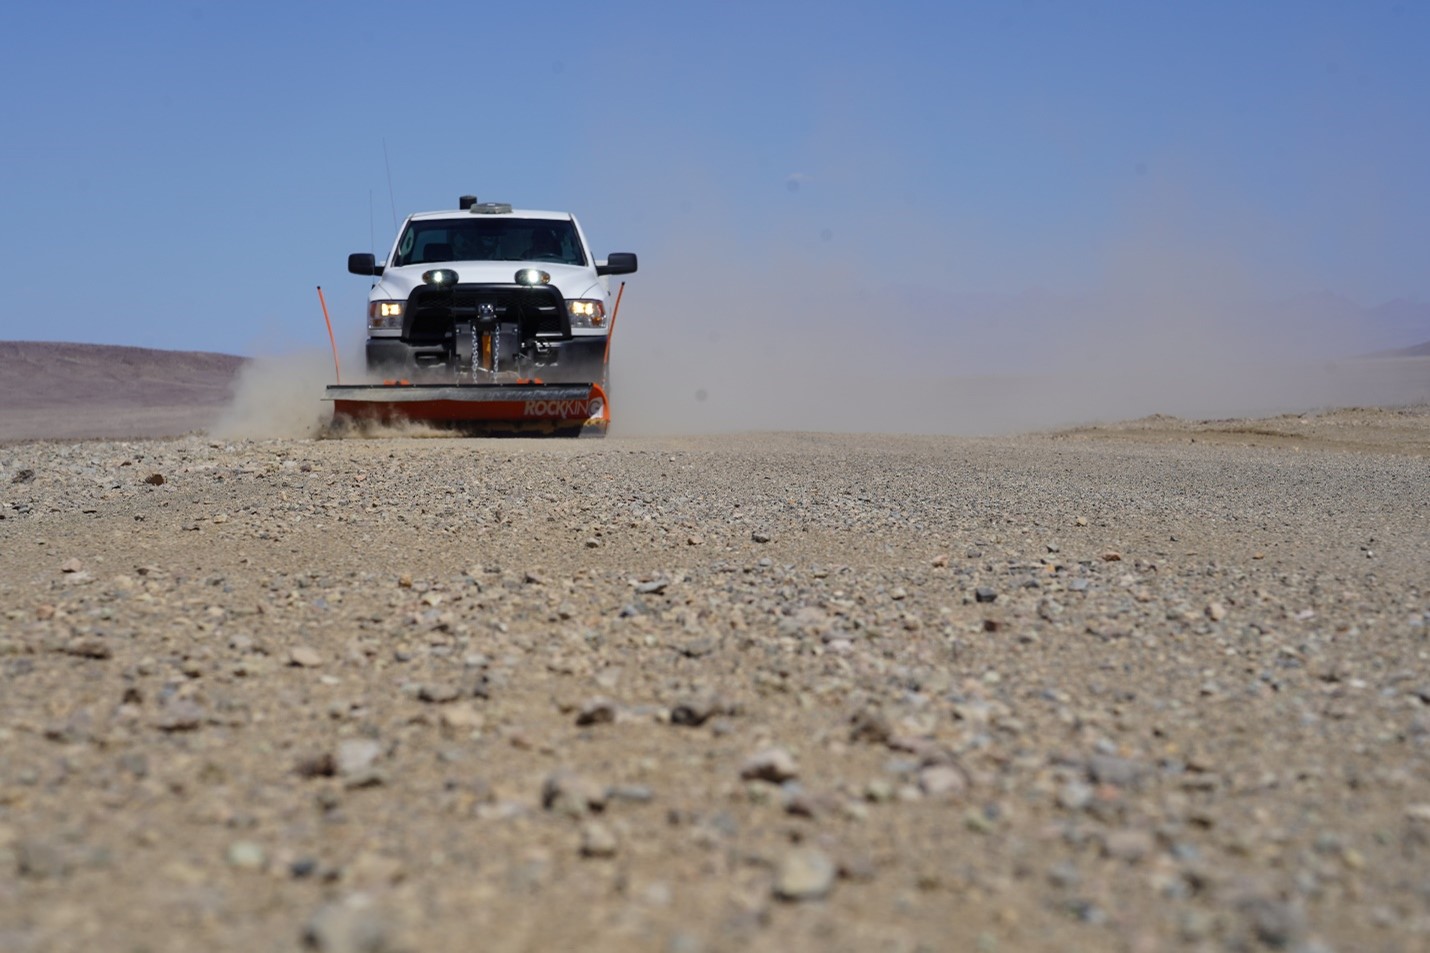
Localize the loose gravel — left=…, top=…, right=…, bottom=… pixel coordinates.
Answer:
left=1, top=408, right=1427, bottom=952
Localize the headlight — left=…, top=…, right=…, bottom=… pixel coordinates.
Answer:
left=567, top=298, right=606, bottom=328
left=422, top=268, right=459, bottom=286
left=368, top=300, right=404, bottom=330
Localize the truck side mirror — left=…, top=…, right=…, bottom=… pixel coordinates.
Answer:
left=348, top=253, right=383, bottom=276
left=596, top=253, right=638, bottom=276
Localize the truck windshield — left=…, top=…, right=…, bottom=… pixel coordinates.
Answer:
left=393, top=218, right=586, bottom=267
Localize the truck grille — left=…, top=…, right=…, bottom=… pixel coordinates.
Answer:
left=403, top=283, right=570, bottom=344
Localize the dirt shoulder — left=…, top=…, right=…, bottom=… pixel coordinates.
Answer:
left=1050, top=404, right=1430, bottom=456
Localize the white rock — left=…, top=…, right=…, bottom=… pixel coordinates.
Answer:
left=290, top=646, right=323, bottom=667
left=740, top=747, right=799, bottom=784
left=774, top=848, right=836, bottom=901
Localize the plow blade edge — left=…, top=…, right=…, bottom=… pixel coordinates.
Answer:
left=325, top=382, right=609, bottom=435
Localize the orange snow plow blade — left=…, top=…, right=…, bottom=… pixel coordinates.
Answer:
left=325, top=381, right=609, bottom=436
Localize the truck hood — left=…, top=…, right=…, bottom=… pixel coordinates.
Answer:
left=374, top=261, right=603, bottom=302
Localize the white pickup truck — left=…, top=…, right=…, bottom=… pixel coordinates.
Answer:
left=346, top=196, right=637, bottom=386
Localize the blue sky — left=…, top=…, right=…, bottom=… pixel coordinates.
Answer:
left=1, top=0, right=1425, bottom=358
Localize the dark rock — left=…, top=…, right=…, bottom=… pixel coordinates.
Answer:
left=575, top=698, right=618, bottom=726
left=671, top=696, right=725, bottom=727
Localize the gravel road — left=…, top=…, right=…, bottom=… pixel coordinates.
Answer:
left=1, top=409, right=1427, bottom=952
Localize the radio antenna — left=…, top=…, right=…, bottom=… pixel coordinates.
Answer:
left=368, top=189, right=376, bottom=258
left=382, top=139, right=398, bottom=232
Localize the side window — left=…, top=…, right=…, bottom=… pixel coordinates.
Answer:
left=558, top=223, right=586, bottom=265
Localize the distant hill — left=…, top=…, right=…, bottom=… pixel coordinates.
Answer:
left=1377, top=340, right=1430, bottom=358
left=0, top=341, right=246, bottom=441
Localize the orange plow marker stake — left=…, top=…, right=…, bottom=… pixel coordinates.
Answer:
left=317, top=286, right=341, bottom=384
left=603, top=281, right=625, bottom=368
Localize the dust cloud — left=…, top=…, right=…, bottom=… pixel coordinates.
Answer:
left=219, top=216, right=1426, bottom=442
left=320, top=416, right=447, bottom=440
left=211, top=348, right=464, bottom=441
left=210, top=350, right=337, bottom=439
left=609, top=225, right=1428, bottom=437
